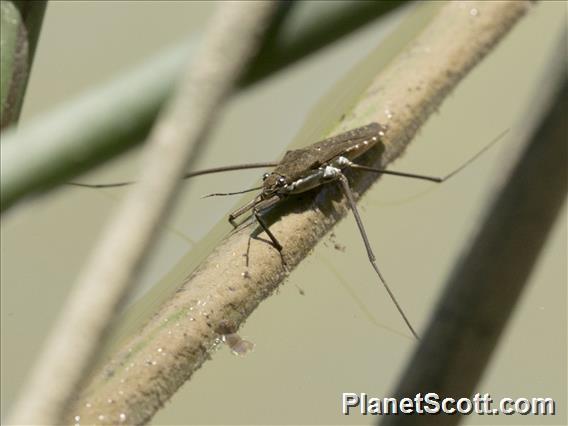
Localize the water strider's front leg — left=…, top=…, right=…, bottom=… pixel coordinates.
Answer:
left=228, top=194, right=283, bottom=251
left=252, top=207, right=283, bottom=252
left=228, top=196, right=261, bottom=228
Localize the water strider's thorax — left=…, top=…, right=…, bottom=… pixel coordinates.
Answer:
left=259, top=122, right=385, bottom=200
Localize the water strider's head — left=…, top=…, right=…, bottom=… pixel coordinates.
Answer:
left=260, top=172, right=287, bottom=199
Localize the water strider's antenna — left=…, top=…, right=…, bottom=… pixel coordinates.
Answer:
left=202, top=185, right=264, bottom=198
left=67, top=162, right=279, bottom=189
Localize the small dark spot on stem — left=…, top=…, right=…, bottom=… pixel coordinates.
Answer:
left=215, top=319, right=238, bottom=335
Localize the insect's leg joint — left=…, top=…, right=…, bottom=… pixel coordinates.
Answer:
left=334, top=156, right=353, bottom=168
left=228, top=215, right=239, bottom=228
left=322, top=165, right=343, bottom=181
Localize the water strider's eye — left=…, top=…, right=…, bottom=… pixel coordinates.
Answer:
left=262, top=173, right=270, bottom=181
left=277, top=177, right=286, bottom=186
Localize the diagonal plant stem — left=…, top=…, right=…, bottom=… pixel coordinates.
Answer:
left=0, top=0, right=46, bottom=128
left=241, top=0, right=406, bottom=85
left=0, top=1, right=403, bottom=212
left=6, top=2, right=278, bottom=425
left=381, top=52, right=567, bottom=426
left=62, top=2, right=533, bottom=424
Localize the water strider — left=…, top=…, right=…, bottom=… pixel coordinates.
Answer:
left=71, top=123, right=505, bottom=339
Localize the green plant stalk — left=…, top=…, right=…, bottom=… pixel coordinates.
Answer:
left=0, top=1, right=403, bottom=212
left=0, top=0, right=46, bottom=128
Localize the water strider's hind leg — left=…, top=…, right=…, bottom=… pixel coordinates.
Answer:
left=347, top=128, right=508, bottom=184
left=336, top=172, right=419, bottom=340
